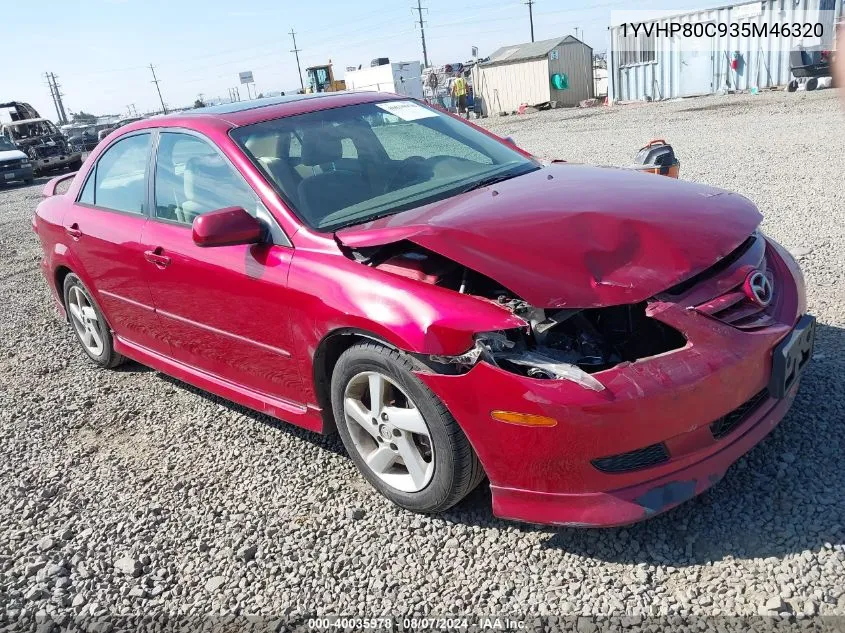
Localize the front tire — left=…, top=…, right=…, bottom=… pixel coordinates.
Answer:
left=63, top=273, right=125, bottom=368
left=331, top=342, right=484, bottom=513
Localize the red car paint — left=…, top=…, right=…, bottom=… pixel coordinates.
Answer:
left=34, top=93, right=809, bottom=526
left=337, top=165, right=762, bottom=308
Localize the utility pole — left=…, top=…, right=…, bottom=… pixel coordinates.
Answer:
left=149, top=64, right=167, bottom=114
left=525, top=0, right=535, bottom=43
left=51, top=74, right=69, bottom=124
left=45, top=73, right=61, bottom=123
left=45, top=73, right=68, bottom=124
left=289, top=29, right=304, bottom=92
left=413, top=0, right=429, bottom=68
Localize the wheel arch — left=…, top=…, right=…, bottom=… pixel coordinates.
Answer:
left=312, top=328, right=403, bottom=434
left=54, top=264, right=74, bottom=311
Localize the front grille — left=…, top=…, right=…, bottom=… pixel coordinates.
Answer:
left=710, top=389, right=770, bottom=439
left=592, top=443, right=670, bottom=474
left=695, top=254, right=778, bottom=330
left=696, top=287, right=776, bottom=330
left=0, top=159, right=22, bottom=171
left=37, top=145, right=62, bottom=158
left=667, top=234, right=758, bottom=295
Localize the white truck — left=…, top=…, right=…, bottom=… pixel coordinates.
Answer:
left=344, top=62, right=423, bottom=99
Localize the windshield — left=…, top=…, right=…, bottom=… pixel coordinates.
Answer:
left=8, top=121, right=56, bottom=140
left=0, top=136, right=17, bottom=151
left=231, top=100, right=539, bottom=231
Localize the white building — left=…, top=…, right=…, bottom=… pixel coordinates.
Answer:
left=471, top=36, right=594, bottom=115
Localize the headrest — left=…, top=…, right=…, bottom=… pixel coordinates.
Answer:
left=244, top=131, right=279, bottom=159
left=300, top=127, right=342, bottom=166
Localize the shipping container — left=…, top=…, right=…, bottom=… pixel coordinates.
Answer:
left=608, top=0, right=843, bottom=102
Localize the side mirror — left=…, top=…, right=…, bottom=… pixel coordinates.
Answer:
left=503, top=136, right=517, bottom=146
left=192, top=207, right=264, bottom=247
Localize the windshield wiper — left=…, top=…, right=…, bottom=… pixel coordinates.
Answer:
left=456, top=167, right=535, bottom=195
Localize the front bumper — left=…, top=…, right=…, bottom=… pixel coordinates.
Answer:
left=417, top=240, right=808, bottom=527
left=489, top=386, right=796, bottom=526
left=34, top=153, right=78, bottom=173
left=1, top=165, right=33, bottom=183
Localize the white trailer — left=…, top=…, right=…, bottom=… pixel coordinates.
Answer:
left=344, top=62, right=423, bottom=99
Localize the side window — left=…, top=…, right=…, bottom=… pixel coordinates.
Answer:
left=289, top=133, right=302, bottom=159
left=340, top=137, right=358, bottom=159
left=85, top=133, right=151, bottom=213
left=154, top=132, right=265, bottom=225
left=78, top=167, right=96, bottom=205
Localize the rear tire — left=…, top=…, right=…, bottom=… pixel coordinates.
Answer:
left=63, top=273, right=126, bottom=369
left=331, top=341, right=484, bottom=514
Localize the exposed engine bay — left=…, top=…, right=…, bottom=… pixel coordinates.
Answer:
left=352, top=242, right=688, bottom=388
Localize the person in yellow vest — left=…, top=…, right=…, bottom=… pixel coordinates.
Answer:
left=451, top=72, right=468, bottom=118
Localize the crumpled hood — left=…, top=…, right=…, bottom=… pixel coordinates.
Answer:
left=336, top=164, right=762, bottom=308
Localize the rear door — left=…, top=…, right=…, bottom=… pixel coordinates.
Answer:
left=63, top=131, right=168, bottom=354
left=140, top=130, right=303, bottom=404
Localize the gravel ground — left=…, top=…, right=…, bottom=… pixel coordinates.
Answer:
left=1, top=88, right=844, bottom=629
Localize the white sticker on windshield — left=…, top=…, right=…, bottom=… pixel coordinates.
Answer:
left=376, top=100, right=438, bottom=121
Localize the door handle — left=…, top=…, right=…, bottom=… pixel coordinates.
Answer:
left=66, top=224, right=82, bottom=240
left=144, top=248, right=171, bottom=268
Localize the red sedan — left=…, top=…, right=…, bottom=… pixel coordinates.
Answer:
left=33, top=93, right=814, bottom=526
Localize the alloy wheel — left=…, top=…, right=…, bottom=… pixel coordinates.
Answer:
left=67, top=285, right=105, bottom=357
left=342, top=371, right=435, bottom=493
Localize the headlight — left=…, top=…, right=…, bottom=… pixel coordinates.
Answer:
left=431, top=330, right=605, bottom=391
left=21, top=160, right=31, bottom=167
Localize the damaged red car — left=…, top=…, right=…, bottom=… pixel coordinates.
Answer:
left=34, top=93, right=815, bottom=526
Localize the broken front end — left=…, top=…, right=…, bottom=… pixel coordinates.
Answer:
left=356, top=232, right=810, bottom=526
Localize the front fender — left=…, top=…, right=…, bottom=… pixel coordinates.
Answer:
left=289, top=249, right=524, bottom=356
left=287, top=249, right=525, bottom=404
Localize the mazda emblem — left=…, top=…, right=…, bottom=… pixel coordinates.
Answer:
left=744, top=270, right=773, bottom=307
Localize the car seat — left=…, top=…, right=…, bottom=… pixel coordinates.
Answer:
left=296, top=127, right=371, bottom=226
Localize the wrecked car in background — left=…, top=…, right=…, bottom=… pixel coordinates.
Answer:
left=2, top=118, right=81, bottom=176
left=34, top=93, right=814, bottom=527
left=0, top=135, right=33, bottom=185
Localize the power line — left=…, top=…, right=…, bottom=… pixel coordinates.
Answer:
left=413, top=0, right=429, bottom=68
left=149, top=64, right=167, bottom=114
left=290, top=29, right=304, bottom=92
left=525, top=0, right=535, bottom=42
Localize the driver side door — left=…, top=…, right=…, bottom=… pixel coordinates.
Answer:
left=140, top=130, right=304, bottom=405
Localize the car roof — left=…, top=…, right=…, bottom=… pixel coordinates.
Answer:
left=190, top=93, right=333, bottom=115
left=163, top=91, right=405, bottom=127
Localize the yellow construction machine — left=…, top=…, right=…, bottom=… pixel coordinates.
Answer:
left=304, top=63, right=346, bottom=93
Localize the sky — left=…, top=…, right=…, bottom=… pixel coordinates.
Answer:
left=3, top=0, right=729, bottom=120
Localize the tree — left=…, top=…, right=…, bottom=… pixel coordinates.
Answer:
left=193, top=99, right=206, bottom=109
left=71, top=111, right=97, bottom=123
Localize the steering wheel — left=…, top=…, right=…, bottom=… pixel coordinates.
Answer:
left=384, top=156, right=429, bottom=193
